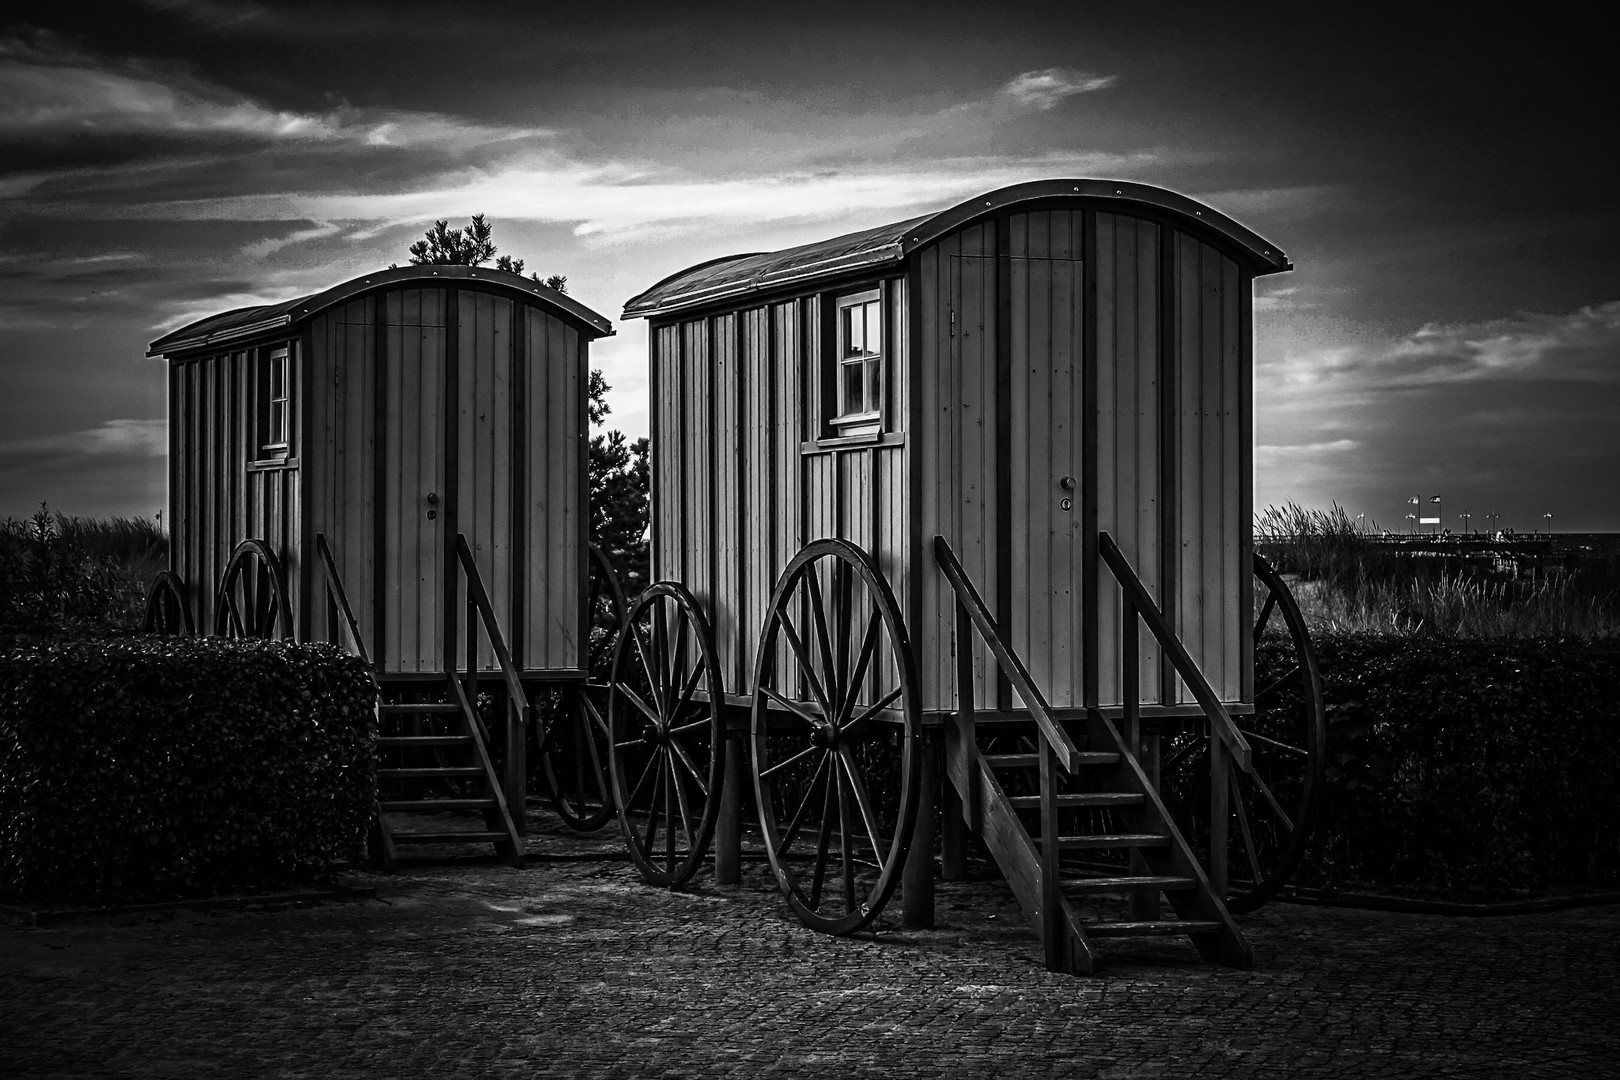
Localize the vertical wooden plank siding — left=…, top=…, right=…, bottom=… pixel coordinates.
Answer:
left=1093, top=213, right=1163, bottom=706
left=712, top=313, right=743, bottom=688
left=455, top=290, right=515, bottom=668
left=1169, top=233, right=1244, bottom=703
left=521, top=308, right=583, bottom=672
left=1003, top=211, right=1085, bottom=709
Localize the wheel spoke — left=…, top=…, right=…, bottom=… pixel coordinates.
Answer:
left=616, top=682, right=662, bottom=727
left=1231, top=759, right=1265, bottom=885
left=639, top=757, right=665, bottom=857
left=760, top=684, right=824, bottom=726
left=667, top=737, right=711, bottom=798
left=836, top=765, right=856, bottom=914
left=1245, top=768, right=1296, bottom=835
left=669, top=751, right=696, bottom=856
left=760, top=742, right=820, bottom=780
left=664, top=754, right=677, bottom=868
left=1165, top=733, right=1208, bottom=772
left=839, top=608, right=883, bottom=723
left=804, top=567, right=840, bottom=715
left=669, top=610, right=689, bottom=705
left=1242, top=728, right=1309, bottom=758
left=1253, top=590, right=1279, bottom=639
left=832, top=560, right=853, bottom=703
left=626, top=749, right=659, bottom=808
left=840, top=685, right=902, bottom=733
left=667, top=717, right=714, bottom=737
left=671, top=653, right=706, bottom=722
left=780, top=751, right=831, bottom=855
left=632, top=624, right=664, bottom=716
left=652, top=602, right=671, bottom=713
left=809, top=767, right=836, bottom=910
left=1255, top=666, right=1301, bottom=704
left=776, top=608, right=833, bottom=716
left=835, top=748, right=885, bottom=860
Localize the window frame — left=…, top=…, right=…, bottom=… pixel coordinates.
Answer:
left=830, top=287, right=883, bottom=437
left=255, top=344, right=294, bottom=463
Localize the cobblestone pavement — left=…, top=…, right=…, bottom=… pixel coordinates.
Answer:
left=4, top=810, right=1617, bottom=1079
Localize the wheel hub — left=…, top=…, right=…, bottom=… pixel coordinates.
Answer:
left=808, top=721, right=838, bottom=750
left=641, top=720, right=663, bottom=746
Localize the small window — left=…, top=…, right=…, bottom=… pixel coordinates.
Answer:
left=256, top=345, right=293, bottom=460
left=833, top=289, right=882, bottom=436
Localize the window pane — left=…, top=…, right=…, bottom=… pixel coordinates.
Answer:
left=843, top=358, right=864, bottom=416
left=864, top=300, right=881, bottom=355
left=844, top=305, right=863, bottom=356
left=865, top=356, right=880, bottom=413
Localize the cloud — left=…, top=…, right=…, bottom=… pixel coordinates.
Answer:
left=0, top=31, right=551, bottom=152
left=1265, top=301, right=1620, bottom=390
left=0, top=418, right=167, bottom=459
left=82, top=151, right=1160, bottom=246
left=1002, top=68, right=1118, bottom=110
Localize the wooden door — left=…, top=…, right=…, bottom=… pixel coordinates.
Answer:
left=381, top=290, right=448, bottom=674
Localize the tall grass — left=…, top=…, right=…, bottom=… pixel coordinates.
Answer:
left=0, top=505, right=168, bottom=633
left=1255, top=501, right=1620, bottom=638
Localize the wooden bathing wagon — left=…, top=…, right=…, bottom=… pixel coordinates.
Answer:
left=610, top=179, right=1325, bottom=973
left=144, top=264, right=623, bottom=863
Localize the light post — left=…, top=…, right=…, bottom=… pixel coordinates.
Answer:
left=1406, top=512, right=1416, bottom=534
left=1460, top=511, right=1471, bottom=535
left=1543, top=512, right=1553, bottom=537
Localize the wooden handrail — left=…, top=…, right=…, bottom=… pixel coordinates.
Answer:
left=313, top=532, right=371, bottom=669
left=1097, top=531, right=1253, bottom=773
left=933, top=536, right=1082, bottom=773
left=452, top=534, right=529, bottom=723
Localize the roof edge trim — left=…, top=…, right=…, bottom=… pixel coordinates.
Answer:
left=898, top=179, right=1291, bottom=273
left=148, top=264, right=614, bottom=357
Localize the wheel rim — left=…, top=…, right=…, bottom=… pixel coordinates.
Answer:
left=543, top=544, right=627, bottom=831
left=143, top=571, right=194, bottom=635
left=607, top=582, right=724, bottom=887
left=213, top=540, right=291, bottom=639
left=751, top=539, right=921, bottom=936
left=1161, top=553, right=1326, bottom=913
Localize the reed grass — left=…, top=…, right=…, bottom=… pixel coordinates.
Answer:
left=1255, top=501, right=1619, bottom=639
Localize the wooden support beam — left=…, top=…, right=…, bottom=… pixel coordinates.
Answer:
left=715, top=726, right=744, bottom=888
left=902, top=728, right=937, bottom=929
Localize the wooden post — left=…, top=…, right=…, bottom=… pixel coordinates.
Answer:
left=940, top=765, right=967, bottom=881
left=506, top=691, right=527, bottom=836
left=1039, top=738, right=1065, bottom=973
left=1124, top=599, right=1157, bottom=920
left=1209, top=731, right=1229, bottom=899
left=902, top=728, right=936, bottom=928
left=714, top=722, right=743, bottom=888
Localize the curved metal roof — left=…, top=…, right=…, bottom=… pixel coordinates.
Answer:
left=148, top=264, right=613, bottom=357
left=623, top=179, right=1291, bottom=319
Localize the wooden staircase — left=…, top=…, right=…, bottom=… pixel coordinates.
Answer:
left=314, top=531, right=528, bottom=870
left=371, top=685, right=524, bottom=868
left=934, top=536, right=1250, bottom=974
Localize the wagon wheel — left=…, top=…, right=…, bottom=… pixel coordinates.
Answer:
left=751, top=539, right=921, bottom=936
left=142, top=570, right=194, bottom=635
left=541, top=544, right=627, bottom=831
left=212, top=539, right=292, bottom=639
left=607, top=582, right=725, bottom=887
left=1160, top=553, right=1326, bottom=913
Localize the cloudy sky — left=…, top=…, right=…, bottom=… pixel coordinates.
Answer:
left=2, top=1, right=1616, bottom=531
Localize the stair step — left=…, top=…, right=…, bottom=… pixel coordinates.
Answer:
left=1006, top=791, right=1143, bottom=809
left=1085, top=919, right=1224, bottom=938
left=378, top=767, right=485, bottom=779
left=379, top=735, right=473, bottom=747
left=389, top=830, right=511, bottom=845
left=1057, top=833, right=1171, bottom=851
left=1063, top=874, right=1196, bottom=893
left=379, top=798, right=497, bottom=811
left=381, top=702, right=462, bottom=714
left=983, top=751, right=1121, bottom=769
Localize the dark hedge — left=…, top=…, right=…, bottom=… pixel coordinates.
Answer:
left=1273, top=633, right=1620, bottom=900
left=1, top=636, right=377, bottom=904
